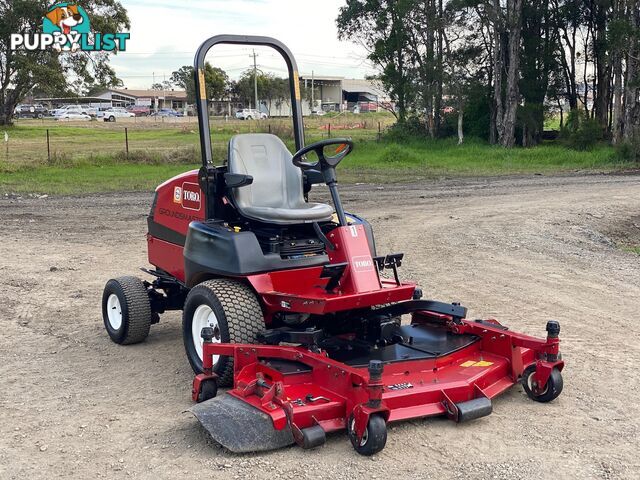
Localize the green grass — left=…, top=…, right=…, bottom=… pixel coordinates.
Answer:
left=623, top=246, right=640, bottom=255
left=339, top=137, right=624, bottom=182
left=0, top=116, right=634, bottom=195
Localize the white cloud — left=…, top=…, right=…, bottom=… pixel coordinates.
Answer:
left=109, top=0, right=376, bottom=88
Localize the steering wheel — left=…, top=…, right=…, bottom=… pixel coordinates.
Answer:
left=292, top=138, right=354, bottom=171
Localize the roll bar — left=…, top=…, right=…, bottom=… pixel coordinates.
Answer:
left=194, top=35, right=305, bottom=168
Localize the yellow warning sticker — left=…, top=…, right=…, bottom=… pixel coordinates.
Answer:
left=461, top=360, right=494, bottom=368
left=293, top=71, right=301, bottom=101
left=474, top=361, right=494, bottom=367
left=198, top=68, right=207, bottom=100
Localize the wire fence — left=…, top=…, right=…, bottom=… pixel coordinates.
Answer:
left=1, top=115, right=394, bottom=167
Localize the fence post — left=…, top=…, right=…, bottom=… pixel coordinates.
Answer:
left=125, top=127, right=129, bottom=159
left=328, top=123, right=331, bottom=138
left=46, top=129, right=51, bottom=163
left=268, top=124, right=271, bottom=134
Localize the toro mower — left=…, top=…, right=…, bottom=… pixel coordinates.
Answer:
left=102, top=35, right=565, bottom=456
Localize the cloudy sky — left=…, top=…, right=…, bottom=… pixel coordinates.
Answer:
left=110, top=0, right=377, bottom=89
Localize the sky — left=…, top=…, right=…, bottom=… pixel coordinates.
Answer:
left=109, top=0, right=377, bottom=89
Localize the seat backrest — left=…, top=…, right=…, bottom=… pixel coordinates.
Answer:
left=228, top=133, right=304, bottom=210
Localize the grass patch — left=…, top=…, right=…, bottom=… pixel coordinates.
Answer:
left=0, top=117, right=634, bottom=195
left=0, top=163, right=200, bottom=195
left=623, top=246, right=640, bottom=255
left=343, top=137, right=624, bottom=178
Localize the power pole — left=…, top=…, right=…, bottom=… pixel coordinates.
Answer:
left=311, top=70, right=315, bottom=110
left=253, top=49, right=259, bottom=111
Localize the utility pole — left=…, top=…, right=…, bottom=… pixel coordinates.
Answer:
left=253, top=49, right=258, bottom=111
left=311, top=70, right=315, bottom=111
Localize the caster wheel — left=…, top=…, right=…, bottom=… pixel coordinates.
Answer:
left=196, top=379, right=218, bottom=403
left=348, top=414, right=387, bottom=456
left=522, top=365, right=563, bottom=403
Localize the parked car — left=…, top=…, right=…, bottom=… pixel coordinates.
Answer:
left=235, top=108, right=268, bottom=120
left=127, top=105, right=151, bottom=117
left=52, top=105, right=89, bottom=117
left=311, top=108, right=326, bottom=116
left=56, top=112, right=91, bottom=121
left=14, top=104, right=48, bottom=119
left=98, top=107, right=136, bottom=122
left=84, top=106, right=99, bottom=118
left=150, top=108, right=181, bottom=117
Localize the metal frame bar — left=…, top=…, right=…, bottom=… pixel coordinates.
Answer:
left=193, top=34, right=305, bottom=169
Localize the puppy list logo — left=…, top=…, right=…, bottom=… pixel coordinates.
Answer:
left=10, top=3, right=129, bottom=53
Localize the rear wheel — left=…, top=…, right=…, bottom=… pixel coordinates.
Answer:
left=109, top=115, right=116, bottom=122
left=182, top=279, right=264, bottom=387
left=102, top=276, right=152, bottom=344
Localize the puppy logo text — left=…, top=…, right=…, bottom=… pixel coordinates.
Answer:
left=174, top=183, right=201, bottom=211
left=10, top=3, right=130, bottom=52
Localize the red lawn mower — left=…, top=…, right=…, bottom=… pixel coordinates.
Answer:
left=102, top=35, right=565, bottom=456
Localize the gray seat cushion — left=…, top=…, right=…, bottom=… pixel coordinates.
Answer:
left=228, top=134, right=333, bottom=225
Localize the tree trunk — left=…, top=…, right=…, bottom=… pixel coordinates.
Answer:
left=500, top=0, right=523, bottom=148
left=593, top=1, right=611, bottom=132
left=612, top=51, right=624, bottom=144
left=624, top=2, right=640, bottom=142
left=434, top=0, right=444, bottom=137
left=492, top=0, right=505, bottom=144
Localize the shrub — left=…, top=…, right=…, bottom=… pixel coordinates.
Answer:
left=615, top=126, right=640, bottom=162
left=560, top=109, right=603, bottom=150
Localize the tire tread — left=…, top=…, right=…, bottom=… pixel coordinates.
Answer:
left=115, top=276, right=152, bottom=344
left=192, top=279, right=264, bottom=386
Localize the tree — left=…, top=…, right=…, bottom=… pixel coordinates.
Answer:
left=0, top=0, right=129, bottom=125
left=337, top=0, right=415, bottom=123
left=170, top=63, right=228, bottom=104
left=151, top=80, right=172, bottom=91
left=488, top=0, right=523, bottom=148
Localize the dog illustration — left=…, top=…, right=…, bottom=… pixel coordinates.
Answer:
left=45, top=4, right=84, bottom=52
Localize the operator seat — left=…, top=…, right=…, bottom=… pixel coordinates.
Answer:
left=227, top=134, right=334, bottom=225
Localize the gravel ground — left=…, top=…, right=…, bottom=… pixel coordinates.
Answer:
left=0, top=173, right=639, bottom=479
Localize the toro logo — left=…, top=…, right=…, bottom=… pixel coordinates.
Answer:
left=173, top=182, right=201, bottom=211
left=352, top=255, right=374, bottom=272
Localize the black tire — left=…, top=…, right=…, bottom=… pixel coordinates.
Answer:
left=348, top=414, right=387, bottom=456
left=246, top=116, right=252, bottom=120
left=182, top=279, right=264, bottom=387
left=109, top=116, right=116, bottom=122
left=102, top=276, right=153, bottom=345
left=522, top=365, right=563, bottom=403
left=196, top=378, right=218, bottom=403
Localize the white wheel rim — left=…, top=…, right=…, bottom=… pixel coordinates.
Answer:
left=350, top=418, right=369, bottom=447
left=192, top=304, right=221, bottom=366
left=106, top=294, right=123, bottom=330
left=527, top=370, right=548, bottom=396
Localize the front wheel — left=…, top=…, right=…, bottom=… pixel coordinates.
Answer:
left=182, top=279, right=264, bottom=387
left=348, top=414, right=387, bottom=456
left=521, top=365, right=563, bottom=403
left=109, top=116, right=116, bottom=122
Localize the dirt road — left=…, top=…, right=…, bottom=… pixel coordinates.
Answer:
left=1, top=174, right=639, bottom=479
